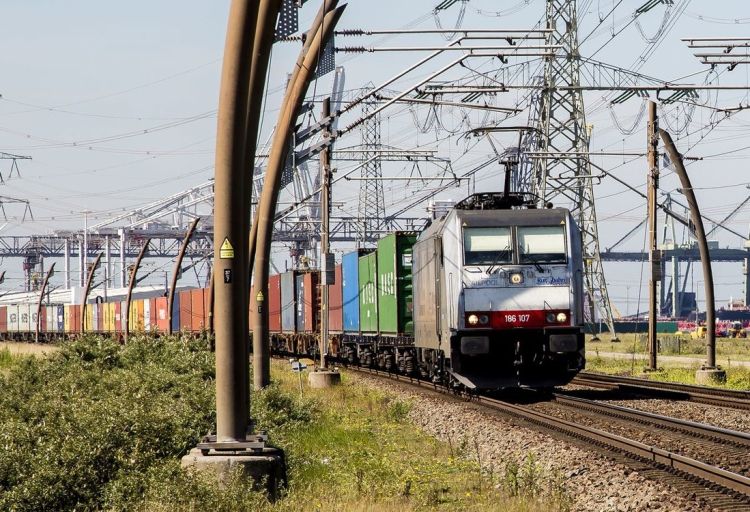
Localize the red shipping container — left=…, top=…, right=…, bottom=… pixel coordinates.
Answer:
left=155, top=297, right=169, bottom=332
left=190, top=289, right=205, bottom=332
left=328, top=264, right=343, bottom=332
left=179, top=290, right=192, bottom=331
left=303, top=272, right=320, bottom=333
left=0, top=305, right=7, bottom=333
left=149, top=298, right=157, bottom=332
left=203, top=286, right=212, bottom=333
left=269, top=274, right=281, bottom=332
left=114, top=302, right=122, bottom=333
left=70, top=305, right=81, bottom=333
left=39, top=306, right=47, bottom=333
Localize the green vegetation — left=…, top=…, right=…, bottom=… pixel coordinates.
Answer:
left=588, top=333, right=750, bottom=361
left=586, top=353, right=750, bottom=390
left=0, top=336, right=569, bottom=511
left=0, top=347, right=14, bottom=369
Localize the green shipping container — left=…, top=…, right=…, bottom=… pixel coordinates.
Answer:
left=377, top=232, right=418, bottom=334
left=358, top=251, right=378, bottom=333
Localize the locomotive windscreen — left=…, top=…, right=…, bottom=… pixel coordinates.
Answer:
left=518, top=226, right=567, bottom=264
left=463, top=227, right=512, bottom=265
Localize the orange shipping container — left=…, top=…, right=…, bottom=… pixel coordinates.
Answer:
left=0, top=305, right=7, bottom=333
left=190, top=289, right=205, bottom=332
left=179, top=290, right=192, bottom=331
left=155, top=297, right=169, bottom=332
left=203, top=286, right=212, bottom=333
left=135, top=300, right=145, bottom=331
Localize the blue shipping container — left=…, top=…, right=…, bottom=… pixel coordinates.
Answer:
left=342, top=250, right=365, bottom=332
left=171, top=293, right=181, bottom=333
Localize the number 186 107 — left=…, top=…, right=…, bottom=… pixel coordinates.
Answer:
left=504, top=314, right=530, bottom=323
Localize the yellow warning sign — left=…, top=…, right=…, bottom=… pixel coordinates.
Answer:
left=220, top=238, right=235, bottom=259
left=256, top=291, right=265, bottom=302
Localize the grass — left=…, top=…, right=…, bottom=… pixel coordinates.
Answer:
left=588, top=333, right=750, bottom=361
left=586, top=353, right=750, bottom=390
left=0, top=336, right=571, bottom=512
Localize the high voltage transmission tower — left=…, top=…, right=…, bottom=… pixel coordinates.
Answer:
left=358, top=93, right=386, bottom=245
left=524, top=0, right=616, bottom=334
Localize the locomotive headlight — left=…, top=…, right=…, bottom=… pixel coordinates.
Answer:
left=479, top=314, right=489, bottom=325
left=467, top=314, right=479, bottom=325
left=556, top=312, right=568, bottom=323
left=546, top=312, right=556, bottom=323
left=509, top=272, right=524, bottom=285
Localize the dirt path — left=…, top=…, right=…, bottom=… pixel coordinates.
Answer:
left=1, top=342, right=59, bottom=356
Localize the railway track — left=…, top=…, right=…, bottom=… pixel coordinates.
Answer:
left=344, top=365, right=750, bottom=511
left=572, top=372, right=750, bottom=410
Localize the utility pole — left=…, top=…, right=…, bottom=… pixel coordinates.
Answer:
left=309, top=98, right=341, bottom=388
left=320, top=97, right=331, bottom=368
left=647, top=101, right=659, bottom=371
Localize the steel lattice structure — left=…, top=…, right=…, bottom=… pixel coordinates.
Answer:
left=357, top=94, right=386, bottom=245
left=525, top=0, right=616, bottom=333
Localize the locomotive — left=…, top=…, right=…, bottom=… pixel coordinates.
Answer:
left=333, top=191, right=585, bottom=389
left=412, top=192, right=585, bottom=389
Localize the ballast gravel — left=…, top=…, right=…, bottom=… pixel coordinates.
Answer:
left=351, top=373, right=714, bottom=512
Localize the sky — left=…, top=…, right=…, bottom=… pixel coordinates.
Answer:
left=2, top=0, right=750, bottom=315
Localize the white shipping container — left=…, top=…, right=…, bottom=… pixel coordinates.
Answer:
left=144, top=299, right=151, bottom=331
left=19, top=304, right=32, bottom=332
left=7, top=305, right=19, bottom=332
left=46, top=306, right=56, bottom=332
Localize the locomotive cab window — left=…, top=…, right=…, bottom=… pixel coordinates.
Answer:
left=463, top=227, right=512, bottom=265
left=518, top=225, right=567, bottom=264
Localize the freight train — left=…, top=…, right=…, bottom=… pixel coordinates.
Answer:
left=0, top=192, right=585, bottom=390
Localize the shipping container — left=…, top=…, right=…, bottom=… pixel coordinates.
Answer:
left=179, top=290, right=192, bottom=331
left=63, top=305, right=71, bottom=333
left=149, top=298, right=157, bottom=333
left=19, top=304, right=33, bottom=333
left=156, top=297, right=169, bottom=332
left=377, top=232, right=417, bottom=334
left=328, top=264, right=343, bottom=332
left=71, top=304, right=81, bottom=333
left=302, top=272, right=320, bottom=333
left=269, top=274, right=281, bottom=332
left=7, top=305, right=19, bottom=332
left=358, top=251, right=378, bottom=333
left=143, top=299, right=151, bottom=331
left=36, top=305, right=45, bottom=333
left=280, top=271, right=296, bottom=332
left=0, top=305, right=7, bottom=334
left=295, top=274, right=306, bottom=334
left=134, top=299, right=145, bottom=331
left=203, top=286, right=212, bottom=332
left=84, top=304, right=93, bottom=332
left=56, top=305, right=64, bottom=332
left=342, top=250, right=369, bottom=332
left=45, top=306, right=53, bottom=333
left=191, top=289, right=205, bottom=332
left=108, top=302, right=116, bottom=332
left=114, top=302, right=122, bottom=332
left=96, top=303, right=104, bottom=332
left=171, top=293, right=181, bottom=333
